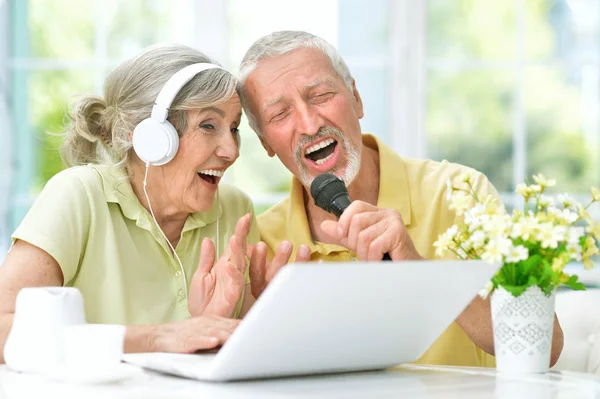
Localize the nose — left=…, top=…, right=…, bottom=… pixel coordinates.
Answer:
left=215, top=130, right=240, bottom=162
left=294, top=103, right=324, bottom=136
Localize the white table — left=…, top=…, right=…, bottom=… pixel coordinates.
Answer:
left=1, top=364, right=599, bottom=399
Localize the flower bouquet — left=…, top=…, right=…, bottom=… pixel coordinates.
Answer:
left=435, top=173, right=599, bottom=372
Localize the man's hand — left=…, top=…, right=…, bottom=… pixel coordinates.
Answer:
left=320, top=201, right=422, bottom=261
left=248, top=241, right=311, bottom=299
left=149, top=315, right=240, bottom=353
left=188, top=214, right=251, bottom=318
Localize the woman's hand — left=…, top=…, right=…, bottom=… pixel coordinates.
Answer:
left=188, top=214, right=251, bottom=318
left=126, top=315, right=240, bottom=353
left=248, top=241, right=311, bottom=299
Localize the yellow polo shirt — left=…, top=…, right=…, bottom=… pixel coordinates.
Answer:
left=258, top=134, right=498, bottom=367
left=11, top=164, right=258, bottom=324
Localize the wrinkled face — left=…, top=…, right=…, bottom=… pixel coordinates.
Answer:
left=244, top=48, right=364, bottom=187
left=157, top=94, right=242, bottom=213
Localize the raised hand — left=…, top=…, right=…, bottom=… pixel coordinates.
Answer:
left=320, top=201, right=423, bottom=261
left=188, top=213, right=251, bottom=318
left=248, top=240, right=311, bottom=299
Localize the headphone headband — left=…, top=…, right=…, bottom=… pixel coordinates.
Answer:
left=150, top=63, right=224, bottom=122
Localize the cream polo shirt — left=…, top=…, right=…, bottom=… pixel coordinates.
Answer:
left=11, top=164, right=258, bottom=324
left=258, top=134, right=499, bottom=367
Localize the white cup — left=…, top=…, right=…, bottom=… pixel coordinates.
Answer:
left=62, top=324, right=126, bottom=371
left=4, top=287, right=86, bottom=374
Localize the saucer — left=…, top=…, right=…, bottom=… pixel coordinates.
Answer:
left=45, top=363, right=143, bottom=384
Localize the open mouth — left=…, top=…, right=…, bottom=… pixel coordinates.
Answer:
left=197, top=169, right=224, bottom=185
left=304, top=138, right=338, bottom=165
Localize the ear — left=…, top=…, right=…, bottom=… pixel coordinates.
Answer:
left=351, top=80, right=364, bottom=120
left=258, top=135, right=276, bottom=158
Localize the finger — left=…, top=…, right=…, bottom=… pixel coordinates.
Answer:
left=183, top=336, right=220, bottom=352
left=249, top=242, right=268, bottom=298
left=337, top=201, right=378, bottom=236
left=197, top=237, right=216, bottom=276
left=227, top=235, right=247, bottom=275
left=356, top=220, right=388, bottom=261
left=234, top=214, right=252, bottom=250
left=320, top=220, right=344, bottom=243
left=347, top=211, right=383, bottom=254
left=295, top=245, right=311, bottom=263
left=267, top=241, right=293, bottom=282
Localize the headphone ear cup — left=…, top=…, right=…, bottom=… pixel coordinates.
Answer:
left=132, top=118, right=179, bottom=166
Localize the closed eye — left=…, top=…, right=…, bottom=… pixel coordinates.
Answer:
left=312, top=92, right=335, bottom=104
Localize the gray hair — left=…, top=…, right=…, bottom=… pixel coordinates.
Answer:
left=237, top=31, right=353, bottom=135
left=62, top=44, right=237, bottom=167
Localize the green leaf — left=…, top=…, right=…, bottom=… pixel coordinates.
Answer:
left=564, top=275, right=587, bottom=291
left=500, top=284, right=528, bottom=297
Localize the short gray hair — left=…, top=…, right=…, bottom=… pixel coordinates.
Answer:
left=62, top=44, right=237, bottom=167
left=237, top=31, right=353, bottom=135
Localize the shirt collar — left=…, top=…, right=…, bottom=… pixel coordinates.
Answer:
left=90, top=164, right=221, bottom=233
left=285, top=133, right=412, bottom=255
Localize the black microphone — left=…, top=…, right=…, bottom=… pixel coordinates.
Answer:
left=310, top=173, right=392, bottom=261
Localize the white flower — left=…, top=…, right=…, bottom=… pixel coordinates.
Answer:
left=533, top=173, right=556, bottom=188
left=557, top=193, right=575, bottom=208
left=478, top=281, right=494, bottom=299
left=538, top=195, right=555, bottom=208
left=434, top=225, right=458, bottom=257
left=538, top=222, right=560, bottom=249
left=592, top=186, right=600, bottom=202
left=449, top=191, right=471, bottom=216
left=459, top=172, right=473, bottom=184
left=516, top=183, right=529, bottom=197
left=467, top=230, right=487, bottom=250
left=567, top=242, right=583, bottom=261
left=530, top=184, right=542, bottom=193
left=505, top=245, right=529, bottom=263
left=568, top=226, right=585, bottom=245
left=482, top=238, right=512, bottom=263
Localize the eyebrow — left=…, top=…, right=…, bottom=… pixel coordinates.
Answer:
left=306, top=77, right=336, bottom=89
left=202, top=106, right=225, bottom=117
left=262, top=96, right=284, bottom=112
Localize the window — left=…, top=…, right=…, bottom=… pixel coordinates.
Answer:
left=3, top=0, right=598, bottom=254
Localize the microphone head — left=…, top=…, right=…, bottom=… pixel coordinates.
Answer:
left=310, top=173, right=351, bottom=218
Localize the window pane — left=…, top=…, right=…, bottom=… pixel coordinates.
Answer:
left=525, top=0, right=600, bottom=62
left=427, top=0, right=517, bottom=61
left=524, top=66, right=600, bottom=190
left=30, top=70, right=95, bottom=188
left=30, top=0, right=95, bottom=59
left=427, top=71, right=515, bottom=192
left=106, top=1, right=175, bottom=59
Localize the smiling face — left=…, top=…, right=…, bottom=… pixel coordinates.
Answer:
left=151, top=94, right=242, bottom=213
left=243, top=47, right=364, bottom=187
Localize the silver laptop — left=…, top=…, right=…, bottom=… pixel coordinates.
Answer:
left=123, top=260, right=499, bottom=381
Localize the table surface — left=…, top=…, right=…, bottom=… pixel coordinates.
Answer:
left=1, top=363, right=600, bottom=399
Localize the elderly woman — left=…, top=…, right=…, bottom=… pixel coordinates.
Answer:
left=0, top=44, right=309, bottom=363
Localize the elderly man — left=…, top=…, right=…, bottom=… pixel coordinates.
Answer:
left=238, top=30, right=564, bottom=367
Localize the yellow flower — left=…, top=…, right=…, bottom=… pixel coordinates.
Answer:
left=559, top=273, right=570, bottom=283
left=587, top=221, right=600, bottom=240
left=551, top=253, right=569, bottom=273
left=516, top=183, right=530, bottom=197
left=533, top=173, right=556, bottom=188
left=592, top=186, right=600, bottom=202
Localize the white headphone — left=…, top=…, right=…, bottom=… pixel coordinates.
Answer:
left=132, top=62, right=224, bottom=166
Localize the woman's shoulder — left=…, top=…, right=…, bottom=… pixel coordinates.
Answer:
left=43, top=165, right=104, bottom=195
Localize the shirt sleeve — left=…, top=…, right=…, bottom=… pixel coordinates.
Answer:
left=11, top=170, right=92, bottom=285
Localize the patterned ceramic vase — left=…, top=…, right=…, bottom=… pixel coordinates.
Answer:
left=491, top=285, right=556, bottom=373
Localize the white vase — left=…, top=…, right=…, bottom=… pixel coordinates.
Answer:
left=491, top=285, right=556, bottom=373
left=4, top=287, right=86, bottom=374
